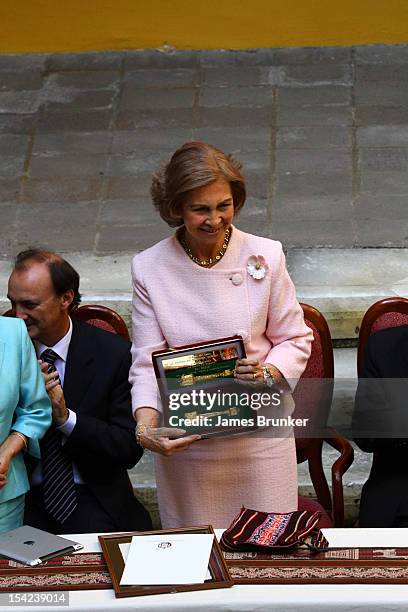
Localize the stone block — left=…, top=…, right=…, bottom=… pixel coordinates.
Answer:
left=47, top=70, right=120, bottom=90
left=106, top=175, right=153, bottom=199
left=233, top=149, right=270, bottom=171
left=267, top=64, right=352, bottom=87
left=195, top=106, right=272, bottom=127
left=272, top=218, right=355, bottom=247
left=0, top=134, right=28, bottom=156
left=15, top=202, right=99, bottom=252
left=238, top=197, right=270, bottom=219
left=355, top=45, right=408, bottom=64
left=0, top=72, right=43, bottom=92
left=124, top=50, right=200, bottom=69
left=278, top=104, right=352, bottom=126
left=41, top=89, right=115, bottom=113
left=45, top=52, right=123, bottom=71
left=96, top=222, right=171, bottom=253
left=199, top=86, right=273, bottom=108
left=276, top=172, right=352, bottom=197
left=0, top=221, right=18, bottom=258
left=273, top=194, right=352, bottom=221
left=36, top=109, right=112, bottom=132
left=360, top=171, right=408, bottom=195
left=21, top=178, right=102, bottom=203
left=355, top=81, right=408, bottom=106
left=124, top=68, right=199, bottom=88
left=0, top=178, right=21, bottom=202
left=277, top=126, right=351, bottom=148
left=110, top=128, right=193, bottom=154
left=356, top=105, right=408, bottom=126
left=29, top=153, right=108, bottom=177
left=0, top=91, right=40, bottom=114
left=99, top=198, right=158, bottom=225
left=276, top=148, right=351, bottom=174
left=32, top=131, right=111, bottom=156
left=120, top=87, right=195, bottom=110
left=359, top=147, right=408, bottom=172
left=116, top=108, right=195, bottom=129
left=202, top=66, right=268, bottom=87
left=192, top=126, right=270, bottom=152
left=358, top=125, right=408, bottom=147
left=106, top=152, right=163, bottom=176
left=356, top=63, right=408, bottom=82
left=0, top=202, right=17, bottom=225
left=201, top=49, right=276, bottom=66
left=278, top=85, right=351, bottom=106
left=0, top=114, right=37, bottom=135
left=272, top=46, right=351, bottom=65
left=355, top=194, right=408, bottom=219
left=243, top=169, right=271, bottom=198
left=355, top=219, right=408, bottom=247
left=0, top=155, right=25, bottom=178
left=0, top=55, right=46, bottom=72
left=234, top=215, right=272, bottom=237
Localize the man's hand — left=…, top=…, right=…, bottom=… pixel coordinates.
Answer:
left=39, top=361, right=69, bottom=427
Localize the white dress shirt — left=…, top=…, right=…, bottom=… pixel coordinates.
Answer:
left=32, top=317, right=84, bottom=485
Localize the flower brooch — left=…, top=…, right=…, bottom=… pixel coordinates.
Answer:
left=247, top=255, right=268, bottom=280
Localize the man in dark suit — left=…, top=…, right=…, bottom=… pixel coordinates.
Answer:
left=7, top=249, right=152, bottom=534
left=353, top=325, right=408, bottom=527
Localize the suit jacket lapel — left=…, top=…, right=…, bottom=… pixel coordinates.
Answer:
left=395, top=327, right=408, bottom=376
left=64, top=320, right=95, bottom=411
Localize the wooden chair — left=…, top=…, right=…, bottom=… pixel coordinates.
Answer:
left=357, top=297, right=408, bottom=376
left=294, top=303, right=354, bottom=527
left=70, top=304, right=130, bottom=340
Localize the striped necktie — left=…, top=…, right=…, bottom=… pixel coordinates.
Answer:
left=40, top=349, right=78, bottom=524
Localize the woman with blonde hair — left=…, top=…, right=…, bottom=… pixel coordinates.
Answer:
left=130, top=141, right=312, bottom=528
left=0, top=316, right=51, bottom=532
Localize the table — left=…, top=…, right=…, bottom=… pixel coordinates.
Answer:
left=3, top=530, right=408, bottom=611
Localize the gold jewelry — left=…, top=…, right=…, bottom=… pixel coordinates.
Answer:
left=136, top=423, right=149, bottom=446
left=10, top=431, right=28, bottom=450
left=252, top=372, right=257, bottom=381
left=179, top=227, right=231, bottom=267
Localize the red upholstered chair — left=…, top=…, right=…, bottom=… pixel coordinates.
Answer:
left=294, top=304, right=354, bottom=527
left=357, top=297, right=408, bottom=376
left=70, top=304, right=130, bottom=341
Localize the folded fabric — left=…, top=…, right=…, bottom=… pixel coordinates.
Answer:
left=220, top=506, right=329, bottom=552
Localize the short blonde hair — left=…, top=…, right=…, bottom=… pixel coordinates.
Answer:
left=151, top=141, right=246, bottom=227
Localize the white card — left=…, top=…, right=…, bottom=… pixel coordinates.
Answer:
left=119, top=534, right=214, bottom=585
left=322, top=528, right=408, bottom=548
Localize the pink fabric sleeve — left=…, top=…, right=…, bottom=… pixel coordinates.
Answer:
left=264, top=244, right=313, bottom=388
left=129, top=257, right=167, bottom=413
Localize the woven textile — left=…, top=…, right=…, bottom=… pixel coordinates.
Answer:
left=220, top=507, right=327, bottom=552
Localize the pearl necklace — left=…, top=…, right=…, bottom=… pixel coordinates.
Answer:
left=179, top=227, right=231, bottom=267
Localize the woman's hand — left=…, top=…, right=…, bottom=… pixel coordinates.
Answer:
left=0, top=433, right=27, bottom=489
left=134, top=407, right=201, bottom=456
left=136, top=425, right=201, bottom=456
left=235, top=359, right=284, bottom=386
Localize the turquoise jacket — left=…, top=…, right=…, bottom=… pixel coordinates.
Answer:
left=0, top=316, right=52, bottom=503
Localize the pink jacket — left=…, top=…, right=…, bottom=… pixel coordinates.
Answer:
left=130, top=226, right=313, bottom=411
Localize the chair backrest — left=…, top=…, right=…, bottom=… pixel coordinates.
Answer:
left=71, top=305, right=130, bottom=340
left=357, top=297, right=408, bottom=376
left=293, top=303, right=334, bottom=463
left=2, top=304, right=130, bottom=341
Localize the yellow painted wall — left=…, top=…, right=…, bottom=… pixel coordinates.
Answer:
left=1, top=0, right=408, bottom=53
